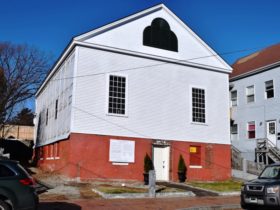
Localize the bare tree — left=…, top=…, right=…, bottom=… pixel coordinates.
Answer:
left=0, top=42, right=51, bottom=128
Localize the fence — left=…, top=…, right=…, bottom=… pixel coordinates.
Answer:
left=0, top=125, right=34, bottom=141
left=232, top=146, right=265, bottom=176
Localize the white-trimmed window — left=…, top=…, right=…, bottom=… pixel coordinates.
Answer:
left=246, top=85, right=255, bottom=103
left=46, top=143, right=60, bottom=160
left=231, top=90, right=237, bottom=106
left=247, top=121, right=256, bottom=139
left=192, top=88, right=206, bottom=123
left=231, top=124, right=238, bottom=135
left=39, top=147, right=44, bottom=160
left=189, top=146, right=202, bottom=167
left=108, top=75, right=127, bottom=115
left=46, top=144, right=54, bottom=160
left=54, top=142, right=60, bottom=159
left=46, top=109, right=49, bottom=125
left=265, top=80, right=274, bottom=99
left=55, top=99, right=58, bottom=119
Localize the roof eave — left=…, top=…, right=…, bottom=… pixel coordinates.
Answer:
left=230, top=61, right=280, bottom=82
left=35, top=40, right=76, bottom=97
left=73, top=3, right=231, bottom=72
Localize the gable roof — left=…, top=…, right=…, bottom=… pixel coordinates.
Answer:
left=36, top=4, right=232, bottom=96
left=74, top=4, right=231, bottom=71
left=230, top=43, right=280, bottom=79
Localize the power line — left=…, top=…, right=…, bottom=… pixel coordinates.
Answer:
left=73, top=106, right=148, bottom=138
left=48, top=45, right=263, bottom=82
left=72, top=106, right=232, bottom=170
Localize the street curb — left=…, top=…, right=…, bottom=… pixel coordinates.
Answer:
left=92, top=188, right=195, bottom=199
left=177, top=204, right=241, bottom=210
left=182, top=183, right=240, bottom=196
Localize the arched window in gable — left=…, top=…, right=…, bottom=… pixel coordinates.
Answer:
left=143, top=18, right=178, bottom=52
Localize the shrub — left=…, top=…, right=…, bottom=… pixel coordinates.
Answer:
left=178, top=154, right=186, bottom=173
left=144, top=153, right=154, bottom=173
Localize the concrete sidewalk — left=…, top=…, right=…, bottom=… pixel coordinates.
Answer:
left=232, top=169, right=258, bottom=181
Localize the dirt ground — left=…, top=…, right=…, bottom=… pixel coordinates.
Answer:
left=38, top=196, right=241, bottom=210
left=32, top=168, right=242, bottom=210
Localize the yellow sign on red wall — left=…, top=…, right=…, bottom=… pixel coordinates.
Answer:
left=190, top=146, right=197, bottom=153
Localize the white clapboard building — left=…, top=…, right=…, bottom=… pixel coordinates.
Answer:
left=35, top=4, right=232, bottom=181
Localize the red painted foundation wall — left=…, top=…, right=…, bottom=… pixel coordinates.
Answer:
left=38, top=133, right=231, bottom=181
left=171, top=142, right=231, bottom=181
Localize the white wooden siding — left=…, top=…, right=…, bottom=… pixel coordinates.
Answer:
left=84, top=8, right=228, bottom=70
left=71, top=47, right=230, bottom=145
left=231, top=66, right=280, bottom=153
left=35, top=52, right=75, bottom=146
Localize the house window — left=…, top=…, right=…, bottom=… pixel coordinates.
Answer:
left=231, top=124, right=238, bottom=135
left=246, top=85, right=255, bottom=103
left=49, top=145, right=54, bottom=159
left=265, top=80, right=274, bottom=99
left=143, top=18, right=178, bottom=52
left=247, top=121, right=256, bottom=139
left=189, top=146, right=201, bottom=166
left=54, top=142, right=60, bottom=159
left=231, top=90, right=237, bottom=106
left=192, top=88, right=206, bottom=123
left=55, top=99, right=58, bottom=119
left=108, top=75, right=126, bottom=115
left=39, top=147, right=44, bottom=160
left=46, top=109, right=48, bottom=125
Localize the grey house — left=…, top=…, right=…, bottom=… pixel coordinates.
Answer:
left=230, top=43, right=280, bottom=164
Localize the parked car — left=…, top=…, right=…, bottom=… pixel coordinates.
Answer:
left=0, top=159, right=38, bottom=210
left=241, top=163, right=280, bottom=209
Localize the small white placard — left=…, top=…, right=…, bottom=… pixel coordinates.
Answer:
left=109, top=139, right=135, bottom=163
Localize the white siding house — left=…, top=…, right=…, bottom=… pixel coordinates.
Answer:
left=35, top=4, right=232, bottom=181
left=230, top=43, right=280, bottom=162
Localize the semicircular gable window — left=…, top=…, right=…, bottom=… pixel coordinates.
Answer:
left=143, top=18, right=178, bottom=52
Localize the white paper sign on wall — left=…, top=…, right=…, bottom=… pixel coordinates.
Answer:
left=109, top=139, right=135, bottom=163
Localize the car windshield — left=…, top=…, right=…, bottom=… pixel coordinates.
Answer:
left=259, top=165, right=280, bottom=179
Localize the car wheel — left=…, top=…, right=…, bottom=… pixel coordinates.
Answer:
left=0, top=200, right=10, bottom=210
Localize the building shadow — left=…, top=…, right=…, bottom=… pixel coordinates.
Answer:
left=39, top=202, right=81, bottom=210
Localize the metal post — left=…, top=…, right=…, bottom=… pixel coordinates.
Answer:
left=242, top=158, right=247, bottom=179
left=148, top=170, right=156, bottom=198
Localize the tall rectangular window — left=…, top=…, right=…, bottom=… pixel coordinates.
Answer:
left=231, top=90, right=237, bottom=106
left=247, top=121, right=256, bottom=139
left=55, top=99, right=58, bottom=119
left=246, top=86, right=255, bottom=103
left=39, top=147, right=44, bottom=160
left=46, top=109, right=48, bottom=125
left=192, top=88, right=206, bottom=123
left=265, top=80, right=274, bottom=99
left=231, top=124, right=238, bottom=135
left=54, top=142, right=60, bottom=159
left=190, top=146, right=201, bottom=166
left=108, top=75, right=126, bottom=115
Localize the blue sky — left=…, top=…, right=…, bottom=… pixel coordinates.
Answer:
left=1, top=0, right=280, bottom=111
left=1, top=0, right=280, bottom=65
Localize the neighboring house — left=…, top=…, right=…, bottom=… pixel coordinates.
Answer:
left=34, top=4, right=232, bottom=181
left=230, top=43, right=280, bottom=163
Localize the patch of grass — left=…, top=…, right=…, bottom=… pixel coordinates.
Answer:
left=74, top=183, right=101, bottom=199
left=188, top=180, right=243, bottom=192
left=156, top=186, right=186, bottom=193
left=80, top=187, right=100, bottom=199
left=96, top=185, right=147, bottom=194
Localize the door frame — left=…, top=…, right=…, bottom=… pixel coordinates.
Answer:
left=152, top=143, right=170, bottom=181
left=266, top=120, right=277, bottom=145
